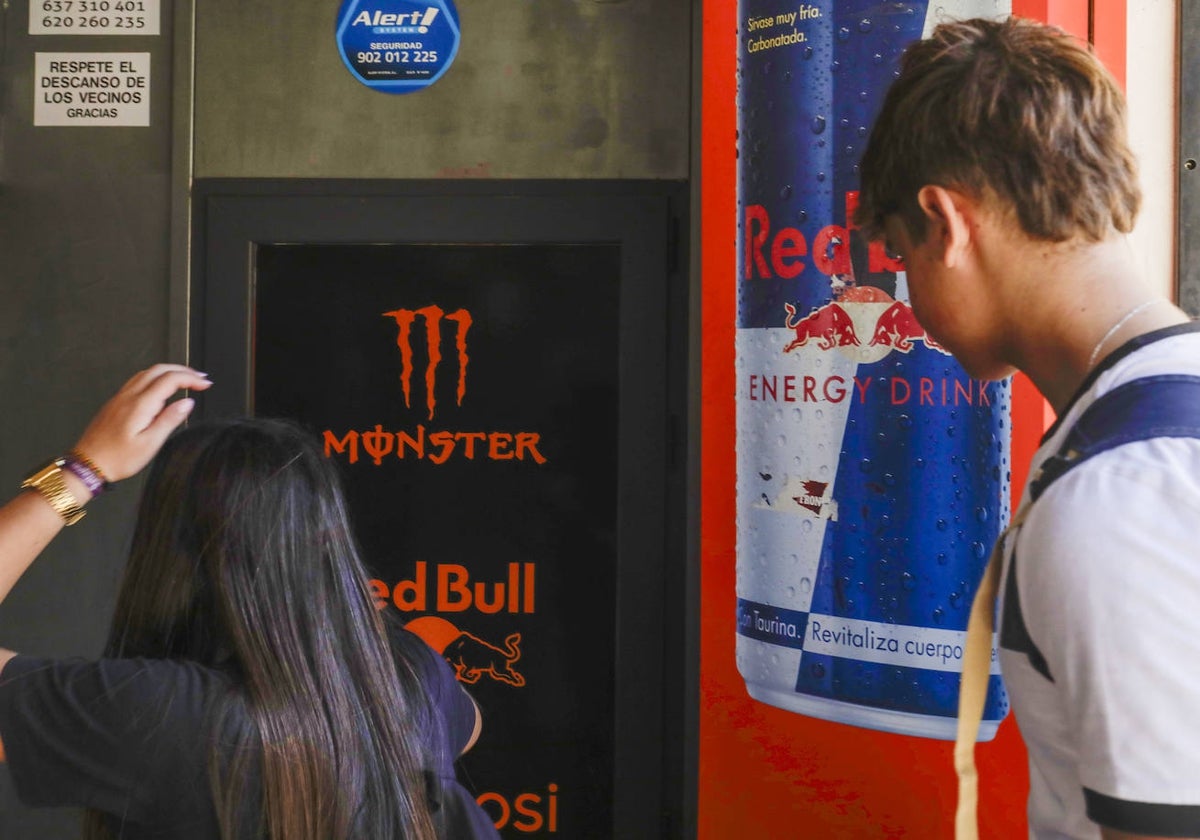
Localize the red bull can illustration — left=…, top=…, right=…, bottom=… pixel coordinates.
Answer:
left=736, top=0, right=1012, bottom=739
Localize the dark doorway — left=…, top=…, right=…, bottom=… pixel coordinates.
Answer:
left=191, top=180, right=691, bottom=838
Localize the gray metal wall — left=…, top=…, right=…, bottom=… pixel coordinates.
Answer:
left=0, top=0, right=178, bottom=835
left=194, top=0, right=690, bottom=179
left=0, top=1, right=692, bottom=837
left=1181, top=0, right=1199, bottom=315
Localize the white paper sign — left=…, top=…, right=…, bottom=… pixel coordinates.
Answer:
left=34, top=52, right=150, bottom=126
left=30, top=0, right=160, bottom=36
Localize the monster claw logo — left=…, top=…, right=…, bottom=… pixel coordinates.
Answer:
left=324, top=306, right=548, bottom=466
left=382, top=305, right=472, bottom=420
left=405, top=615, right=527, bottom=687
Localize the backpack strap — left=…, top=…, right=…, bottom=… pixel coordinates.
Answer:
left=1030, top=375, right=1200, bottom=501
left=955, top=373, right=1200, bottom=840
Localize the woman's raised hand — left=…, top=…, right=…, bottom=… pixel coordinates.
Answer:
left=73, top=365, right=213, bottom=483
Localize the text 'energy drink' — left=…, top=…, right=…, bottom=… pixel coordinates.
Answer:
left=735, top=0, right=1012, bottom=739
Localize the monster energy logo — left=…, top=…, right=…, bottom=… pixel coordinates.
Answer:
left=382, top=305, right=472, bottom=421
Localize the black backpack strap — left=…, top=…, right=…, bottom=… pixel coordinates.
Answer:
left=1029, top=375, right=1200, bottom=502
left=960, top=373, right=1200, bottom=831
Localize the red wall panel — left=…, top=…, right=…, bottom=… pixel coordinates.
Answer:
left=699, top=0, right=1124, bottom=835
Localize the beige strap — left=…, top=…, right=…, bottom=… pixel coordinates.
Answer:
left=954, top=507, right=1029, bottom=840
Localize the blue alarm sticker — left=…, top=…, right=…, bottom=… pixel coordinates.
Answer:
left=336, top=0, right=461, bottom=94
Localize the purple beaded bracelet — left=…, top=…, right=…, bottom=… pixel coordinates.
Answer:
left=63, top=451, right=110, bottom=497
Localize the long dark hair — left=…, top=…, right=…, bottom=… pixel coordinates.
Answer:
left=82, top=418, right=439, bottom=839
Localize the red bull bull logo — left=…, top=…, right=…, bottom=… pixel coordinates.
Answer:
left=869, top=300, right=946, bottom=354
left=405, top=615, right=527, bottom=687
left=783, top=295, right=947, bottom=364
left=781, top=301, right=859, bottom=352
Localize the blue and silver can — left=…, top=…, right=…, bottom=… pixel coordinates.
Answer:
left=735, top=0, right=1012, bottom=739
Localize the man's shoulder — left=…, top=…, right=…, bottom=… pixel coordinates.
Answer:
left=1015, top=432, right=1200, bottom=644
left=1032, top=328, right=1200, bottom=488
left=1025, top=435, right=1200, bottom=543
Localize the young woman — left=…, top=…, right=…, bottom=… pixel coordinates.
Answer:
left=0, top=365, right=498, bottom=839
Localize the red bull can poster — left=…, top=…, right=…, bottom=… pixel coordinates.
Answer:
left=736, top=0, right=1012, bottom=739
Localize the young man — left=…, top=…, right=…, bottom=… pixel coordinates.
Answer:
left=856, top=17, right=1200, bottom=840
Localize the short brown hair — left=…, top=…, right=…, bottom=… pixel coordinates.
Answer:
left=855, top=16, right=1140, bottom=243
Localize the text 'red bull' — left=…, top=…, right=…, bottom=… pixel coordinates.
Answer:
left=372, top=561, right=536, bottom=615
left=743, top=192, right=903, bottom=281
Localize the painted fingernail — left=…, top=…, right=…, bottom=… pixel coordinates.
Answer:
left=175, top=398, right=196, bottom=413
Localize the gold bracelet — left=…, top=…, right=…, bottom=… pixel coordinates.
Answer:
left=21, top=459, right=86, bottom=525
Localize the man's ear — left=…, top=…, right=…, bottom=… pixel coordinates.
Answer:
left=916, top=185, right=973, bottom=269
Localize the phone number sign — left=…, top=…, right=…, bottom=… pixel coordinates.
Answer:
left=30, top=0, right=160, bottom=36
left=335, top=0, right=461, bottom=94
